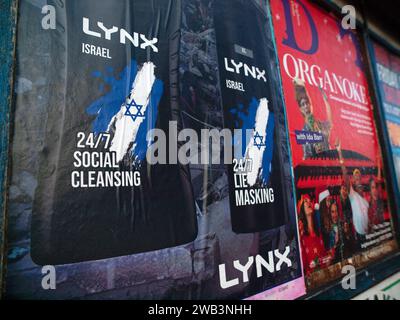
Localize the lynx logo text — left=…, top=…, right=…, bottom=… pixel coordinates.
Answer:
left=224, top=58, right=267, bottom=82
left=82, top=17, right=159, bottom=52
left=218, top=246, right=292, bottom=289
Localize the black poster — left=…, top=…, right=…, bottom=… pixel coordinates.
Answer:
left=31, top=0, right=197, bottom=265
left=214, top=0, right=288, bottom=233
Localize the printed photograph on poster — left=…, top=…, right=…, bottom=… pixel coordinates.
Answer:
left=270, top=0, right=398, bottom=290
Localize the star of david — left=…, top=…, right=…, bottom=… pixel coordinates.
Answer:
left=253, top=131, right=266, bottom=150
left=124, top=98, right=145, bottom=122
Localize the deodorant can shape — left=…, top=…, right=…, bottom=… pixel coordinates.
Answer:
left=213, top=0, right=288, bottom=233
left=31, top=0, right=197, bottom=265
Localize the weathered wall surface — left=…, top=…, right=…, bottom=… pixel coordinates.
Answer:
left=0, top=0, right=18, bottom=297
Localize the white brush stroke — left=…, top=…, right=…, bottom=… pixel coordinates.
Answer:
left=107, top=62, right=156, bottom=162
left=244, top=98, right=270, bottom=187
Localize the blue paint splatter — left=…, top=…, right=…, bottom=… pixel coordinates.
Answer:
left=85, top=59, right=164, bottom=163
left=132, top=79, right=163, bottom=162
left=230, top=97, right=275, bottom=186
left=231, top=98, right=257, bottom=158
left=86, top=60, right=138, bottom=133
left=261, top=111, right=275, bottom=185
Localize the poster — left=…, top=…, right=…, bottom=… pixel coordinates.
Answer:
left=371, top=41, right=400, bottom=199
left=29, top=0, right=198, bottom=266
left=353, top=271, right=400, bottom=300
left=5, top=0, right=305, bottom=300
left=270, top=0, right=398, bottom=290
left=213, top=0, right=288, bottom=233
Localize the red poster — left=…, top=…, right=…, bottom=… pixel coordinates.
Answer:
left=271, top=0, right=398, bottom=290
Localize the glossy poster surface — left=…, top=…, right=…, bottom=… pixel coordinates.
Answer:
left=271, top=0, right=398, bottom=290
left=5, top=0, right=304, bottom=300
left=353, top=271, right=400, bottom=300
left=371, top=41, right=400, bottom=200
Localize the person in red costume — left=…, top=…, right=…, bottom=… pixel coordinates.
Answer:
left=298, top=195, right=332, bottom=276
left=368, top=176, right=385, bottom=228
